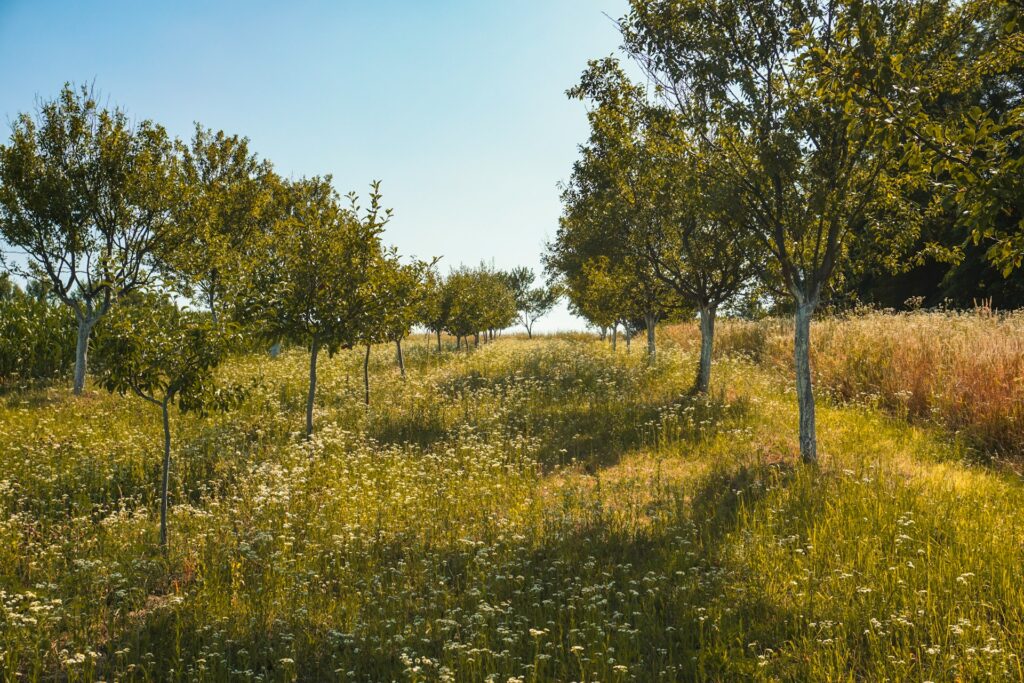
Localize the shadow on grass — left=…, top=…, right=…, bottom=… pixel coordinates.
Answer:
left=86, top=461, right=805, bottom=681
left=369, top=358, right=748, bottom=475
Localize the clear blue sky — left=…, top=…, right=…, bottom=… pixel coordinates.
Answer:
left=0, top=0, right=632, bottom=331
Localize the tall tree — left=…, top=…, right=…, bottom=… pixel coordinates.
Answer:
left=623, top=0, right=929, bottom=461
left=170, top=125, right=278, bottom=324
left=566, top=58, right=761, bottom=385
left=0, top=84, right=179, bottom=394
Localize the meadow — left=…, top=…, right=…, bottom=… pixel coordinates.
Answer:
left=3, top=312, right=1024, bottom=681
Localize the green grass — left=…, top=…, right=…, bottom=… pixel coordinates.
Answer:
left=2, top=332, right=1023, bottom=681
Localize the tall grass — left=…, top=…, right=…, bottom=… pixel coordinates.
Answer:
left=665, top=309, right=1024, bottom=458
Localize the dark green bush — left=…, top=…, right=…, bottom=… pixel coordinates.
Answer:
left=0, top=281, right=76, bottom=384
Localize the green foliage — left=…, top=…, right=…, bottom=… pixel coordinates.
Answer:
left=0, top=276, right=76, bottom=383
left=238, top=177, right=388, bottom=354
left=442, top=264, right=518, bottom=340
left=361, top=253, right=434, bottom=345
left=168, top=125, right=278, bottom=321
left=93, top=293, right=237, bottom=414
left=0, top=83, right=180, bottom=392
left=621, top=0, right=928, bottom=306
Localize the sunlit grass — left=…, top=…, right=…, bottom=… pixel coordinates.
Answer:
left=2, top=326, right=1024, bottom=681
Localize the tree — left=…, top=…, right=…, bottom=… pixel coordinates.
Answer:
left=565, top=58, right=761, bottom=386
left=93, top=293, right=238, bottom=547
left=0, top=84, right=179, bottom=394
left=356, top=252, right=432, bottom=404
left=170, top=125, right=278, bottom=324
left=441, top=265, right=516, bottom=349
left=622, top=0, right=930, bottom=461
left=381, top=257, right=432, bottom=378
left=500, top=266, right=561, bottom=338
left=475, top=265, right=519, bottom=342
left=418, top=266, right=449, bottom=352
left=239, top=177, right=389, bottom=438
left=550, top=76, right=685, bottom=360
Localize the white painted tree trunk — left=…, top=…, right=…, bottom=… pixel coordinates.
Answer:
left=72, top=316, right=98, bottom=395
left=695, top=306, right=716, bottom=393
left=363, top=344, right=372, bottom=406
left=794, top=299, right=818, bottom=464
left=645, top=312, right=657, bottom=361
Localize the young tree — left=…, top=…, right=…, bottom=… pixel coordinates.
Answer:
left=93, top=293, right=238, bottom=547
left=500, top=266, right=561, bottom=338
left=418, top=266, right=449, bottom=352
left=170, top=125, right=278, bottom=324
left=0, top=84, right=179, bottom=394
left=239, top=177, right=389, bottom=438
left=623, top=0, right=928, bottom=460
left=356, top=253, right=432, bottom=403
left=442, top=265, right=517, bottom=348
left=477, top=267, right=518, bottom=343
left=383, top=257, right=432, bottom=378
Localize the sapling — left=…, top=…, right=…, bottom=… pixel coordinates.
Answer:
left=94, top=292, right=243, bottom=547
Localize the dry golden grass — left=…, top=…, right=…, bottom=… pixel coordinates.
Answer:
left=665, top=309, right=1024, bottom=458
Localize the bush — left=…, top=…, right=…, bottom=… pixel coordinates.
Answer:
left=0, top=288, right=76, bottom=385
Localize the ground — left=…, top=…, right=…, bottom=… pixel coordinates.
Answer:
left=1, top=329, right=1023, bottom=681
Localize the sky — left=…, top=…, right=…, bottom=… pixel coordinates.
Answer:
left=0, top=0, right=633, bottom=332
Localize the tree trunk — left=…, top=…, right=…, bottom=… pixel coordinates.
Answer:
left=644, top=312, right=657, bottom=360
left=159, top=398, right=172, bottom=548
left=72, top=316, right=97, bottom=395
left=363, top=344, right=371, bottom=406
left=794, top=299, right=818, bottom=464
left=306, top=336, right=320, bottom=439
left=694, top=306, right=716, bottom=393
left=436, top=329, right=442, bottom=352
left=611, top=324, right=617, bottom=352
left=474, top=333, right=479, bottom=347
left=599, top=326, right=607, bottom=341
left=526, top=323, right=533, bottom=339
left=456, top=335, right=461, bottom=350
left=395, top=339, right=405, bottom=378
left=208, top=289, right=219, bottom=326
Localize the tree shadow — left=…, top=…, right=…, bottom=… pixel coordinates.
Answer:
left=369, top=361, right=749, bottom=474
left=85, top=459, right=806, bottom=681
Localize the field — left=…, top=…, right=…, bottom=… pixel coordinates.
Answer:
left=3, top=313, right=1024, bottom=681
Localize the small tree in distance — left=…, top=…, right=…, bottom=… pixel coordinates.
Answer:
left=93, top=293, right=241, bottom=548
left=501, top=267, right=561, bottom=338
